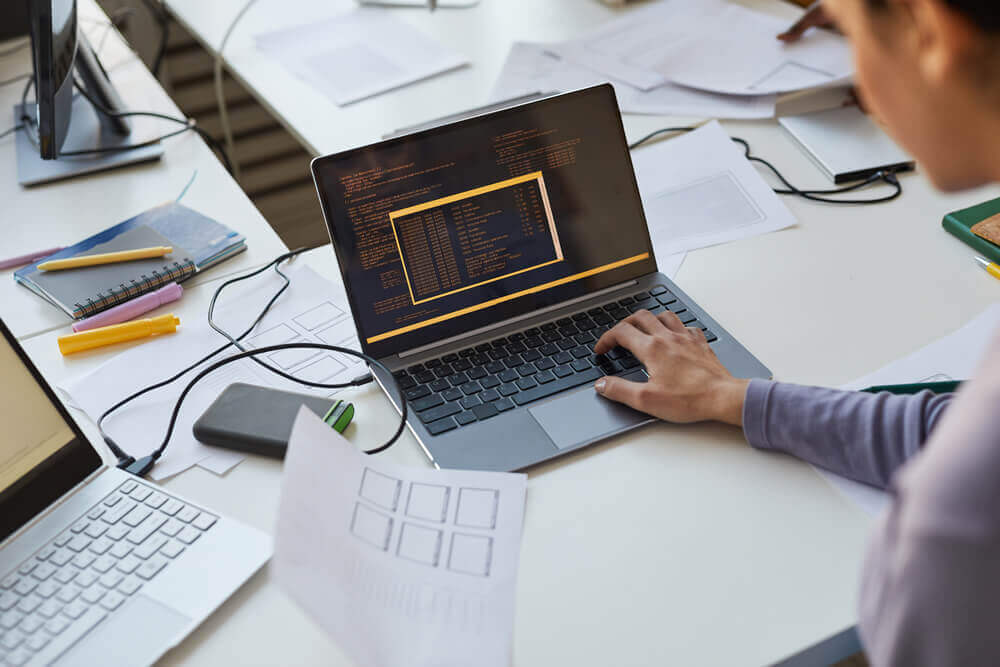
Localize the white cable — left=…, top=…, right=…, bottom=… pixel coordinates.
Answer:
left=214, top=0, right=260, bottom=182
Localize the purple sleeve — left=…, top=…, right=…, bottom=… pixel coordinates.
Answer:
left=741, top=380, right=952, bottom=490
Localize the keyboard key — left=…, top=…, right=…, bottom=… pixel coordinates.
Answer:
left=98, top=572, right=124, bottom=590
left=134, top=535, right=168, bottom=560
left=460, top=382, right=482, bottom=396
left=66, top=536, right=91, bottom=553
left=516, top=364, right=536, bottom=377
left=459, top=395, right=481, bottom=410
left=69, top=521, right=89, bottom=535
left=397, top=376, right=416, bottom=390
left=618, top=296, right=635, bottom=306
left=53, top=569, right=76, bottom=585
left=424, top=359, right=443, bottom=369
left=458, top=348, right=476, bottom=358
left=44, top=616, right=69, bottom=634
left=467, top=367, right=487, bottom=380
left=415, top=370, right=435, bottom=383
left=479, top=375, right=500, bottom=390
left=524, top=336, right=544, bottom=348
left=116, top=557, right=141, bottom=575
left=109, top=542, right=133, bottom=559
left=26, top=634, right=49, bottom=652
left=571, top=359, right=591, bottom=372
left=1, top=574, right=19, bottom=589
left=13, top=579, right=37, bottom=596
left=513, top=367, right=604, bottom=407
left=505, top=342, right=526, bottom=354
left=516, top=377, right=537, bottom=390
left=80, top=587, right=105, bottom=605
left=650, top=285, right=667, bottom=295
left=574, top=332, right=595, bottom=344
left=494, top=398, right=515, bottom=412
left=49, top=550, right=73, bottom=567
left=498, top=383, right=519, bottom=397
left=542, top=331, right=561, bottom=343
left=535, top=370, right=556, bottom=384
left=16, top=595, right=41, bottom=614
left=102, top=499, right=136, bottom=525
left=411, top=394, right=444, bottom=412
left=452, top=359, right=471, bottom=372
left=100, top=591, right=126, bottom=611
left=92, top=556, right=116, bottom=574
left=136, top=556, right=168, bottom=580
left=7, top=647, right=31, bottom=666
left=448, top=372, right=469, bottom=386
left=621, top=356, right=642, bottom=369
left=471, top=403, right=499, bottom=421
left=521, top=349, right=541, bottom=362
left=105, top=525, right=129, bottom=542
left=485, top=361, right=505, bottom=374
left=433, top=365, right=455, bottom=379
left=426, top=417, right=457, bottom=436
left=479, top=388, right=500, bottom=403
left=88, top=538, right=113, bottom=556
left=56, top=586, right=81, bottom=604
left=0, top=592, right=17, bottom=611
left=405, top=385, right=431, bottom=401
left=442, top=353, right=459, bottom=363
left=118, top=578, right=142, bottom=596
left=161, top=541, right=185, bottom=559
left=62, top=601, right=87, bottom=619
left=83, top=523, right=107, bottom=539
left=442, top=387, right=463, bottom=402
left=0, top=610, right=24, bottom=630
left=129, top=485, right=152, bottom=502
left=1, top=629, right=24, bottom=650
left=406, top=363, right=425, bottom=374
left=455, top=412, right=476, bottom=426
left=35, top=581, right=59, bottom=599
left=571, top=346, right=591, bottom=359
left=431, top=378, right=452, bottom=391
left=20, top=614, right=44, bottom=633
left=31, top=563, right=56, bottom=582
left=176, top=507, right=199, bottom=524
left=86, top=506, right=105, bottom=521
left=126, top=515, right=167, bottom=545
left=418, top=402, right=462, bottom=424
left=74, top=572, right=97, bottom=589
left=503, top=355, right=523, bottom=369
left=557, top=339, right=576, bottom=351
left=498, top=369, right=518, bottom=383
left=704, top=330, right=718, bottom=342
left=122, top=506, right=152, bottom=528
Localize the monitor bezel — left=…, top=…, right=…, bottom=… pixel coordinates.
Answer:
left=311, top=84, right=658, bottom=360
left=0, top=317, right=102, bottom=544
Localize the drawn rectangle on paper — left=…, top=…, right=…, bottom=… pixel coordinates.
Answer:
left=350, top=502, right=393, bottom=551
left=455, top=488, right=499, bottom=529
left=448, top=533, right=493, bottom=577
left=296, top=355, right=347, bottom=383
left=645, top=172, right=762, bottom=241
left=267, top=337, right=323, bottom=370
left=247, top=323, right=298, bottom=348
left=359, top=468, right=402, bottom=511
left=397, top=522, right=443, bottom=566
left=405, top=483, right=450, bottom=523
left=294, top=302, right=349, bottom=331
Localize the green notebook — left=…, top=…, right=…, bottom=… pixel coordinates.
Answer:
left=942, top=196, right=1000, bottom=264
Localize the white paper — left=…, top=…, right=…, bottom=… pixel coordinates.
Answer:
left=630, top=121, right=796, bottom=258
left=491, top=42, right=776, bottom=120
left=255, top=9, right=468, bottom=106
left=274, top=408, right=527, bottom=667
left=550, top=0, right=852, bottom=95
left=61, top=267, right=363, bottom=480
left=818, top=304, right=1000, bottom=516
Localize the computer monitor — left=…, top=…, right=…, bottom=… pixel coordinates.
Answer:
left=14, top=0, right=163, bottom=186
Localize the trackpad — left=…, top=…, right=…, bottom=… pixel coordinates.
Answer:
left=529, top=370, right=653, bottom=450
left=55, top=594, right=191, bottom=667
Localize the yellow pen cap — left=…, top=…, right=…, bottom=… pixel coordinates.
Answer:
left=58, top=313, right=180, bottom=355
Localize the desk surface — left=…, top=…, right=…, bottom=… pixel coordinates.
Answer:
left=10, top=0, right=1000, bottom=665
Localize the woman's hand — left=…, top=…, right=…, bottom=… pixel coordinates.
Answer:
left=778, top=3, right=836, bottom=42
left=592, top=310, right=750, bottom=426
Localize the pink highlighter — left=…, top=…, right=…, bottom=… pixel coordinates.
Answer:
left=72, top=283, right=184, bottom=332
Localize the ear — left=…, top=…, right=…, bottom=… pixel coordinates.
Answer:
left=905, top=0, right=983, bottom=84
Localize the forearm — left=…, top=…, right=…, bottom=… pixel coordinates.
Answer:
left=741, top=380, right=952, bottom=489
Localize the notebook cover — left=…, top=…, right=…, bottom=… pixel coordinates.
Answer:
left=942, top=197, right=1000, bottom=265
left=14, top=202, right=246, bottom=319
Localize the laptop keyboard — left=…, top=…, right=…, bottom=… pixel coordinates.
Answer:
left=0, top=479, right=217, bottom=667
left=393, top=285, right=717, bottom=436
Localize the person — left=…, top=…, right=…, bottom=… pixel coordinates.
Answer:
left=592, top=1, right=1000, bottom=664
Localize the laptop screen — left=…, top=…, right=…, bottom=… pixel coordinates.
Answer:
left=313, top=85, right=656, bottom=358
left=0, top=319, right=100, bottom=543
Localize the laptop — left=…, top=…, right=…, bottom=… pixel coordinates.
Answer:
left=0, top=318, right=270, bottom=666
left=312, top=84, right=771, bottom=472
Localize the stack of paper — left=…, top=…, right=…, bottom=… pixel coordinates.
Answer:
left=492, top=0, right=853, bottom=120
left=255, top=9, right=467, bottom=106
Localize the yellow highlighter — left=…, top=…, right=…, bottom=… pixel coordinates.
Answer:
left=38, top=246, right=173, bottom=271
left=974, top=256, right=1000, bottom=281
left=58, top=314, right=180, bottom=355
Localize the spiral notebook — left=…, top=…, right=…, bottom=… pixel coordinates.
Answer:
left=14, top=202, right=246, bottom=320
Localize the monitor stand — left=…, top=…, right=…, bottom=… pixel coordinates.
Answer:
left=14, top=98, right=164, bottom=187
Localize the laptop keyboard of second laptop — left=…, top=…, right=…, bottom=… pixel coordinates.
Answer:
left=393, top=285, right=718, bottom=436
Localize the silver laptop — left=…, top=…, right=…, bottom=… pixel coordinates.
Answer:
left=0, top=318, right=270, bottom=666
left=312, top=84, right=771, bottom=472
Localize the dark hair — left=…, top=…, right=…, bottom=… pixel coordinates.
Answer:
left=870, top=0, right=1000, bottom=31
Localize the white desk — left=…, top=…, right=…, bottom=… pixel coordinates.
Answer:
left=0, top=0, right=288, bottom=341
left=12, top=0, right=1000, bottom=665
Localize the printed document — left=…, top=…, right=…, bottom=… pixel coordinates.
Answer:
left=61, top=267, right=362, bottom=480
left=823, top=304, right=1000, bottom=516
left=491, top=42, right=776, bottom=120
left=255, top=9, right=467, bottom=106
left=550, top=0, right=851, bottom=95
left=630, top=121, right=797, bottom=258
left=274, top=408, right=527, bottom=667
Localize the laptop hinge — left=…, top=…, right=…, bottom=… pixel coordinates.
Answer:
left=398, top=279, right=638, bottom=359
